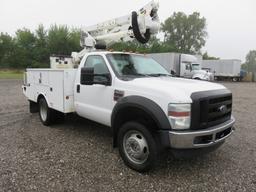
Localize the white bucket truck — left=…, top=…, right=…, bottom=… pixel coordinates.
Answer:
left=22, top=1, right=235, bottom=172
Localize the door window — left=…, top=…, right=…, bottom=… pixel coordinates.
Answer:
left=185, top=63, right=192, bottom=71
left=84, top=55, right=110, bottom=82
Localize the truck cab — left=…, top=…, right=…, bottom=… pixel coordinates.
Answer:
left=180, top=54, right=199, bottom=78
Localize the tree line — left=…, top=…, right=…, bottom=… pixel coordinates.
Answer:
left=0, top=25, right=81, bottom=69
left=0, top=11, right=255, bottom=72
left=242, top=50, right=256, bottom=72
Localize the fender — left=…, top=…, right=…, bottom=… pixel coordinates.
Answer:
left=37, top=93, right=50, bottom=106
left=192, top=74, right=204, bottom=80
left=192, top=71, right=210, bottom=80
left=111, top=96, right=171, bottom=130
left=112, top=95, right=170, bottom=135
left=111, top=96, right=171, bottom=147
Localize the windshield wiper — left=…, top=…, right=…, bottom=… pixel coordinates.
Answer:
left=121, top=73, right=171, bottom=78
left=147, top=73, right=172, bottom=77
left=121, top=74, right=150, bottom=78
left=136, top=73, right=151, bottom=77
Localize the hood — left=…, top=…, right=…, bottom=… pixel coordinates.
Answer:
left=193, top=69, right=208, bottom=74
left=124, top=77, right=226, bottom=103
left=192, top=70, right=214, bottom=80
left=194, top=69, right=214, bottom=76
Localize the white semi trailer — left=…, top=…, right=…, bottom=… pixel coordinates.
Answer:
left=22, top=1, right=235, bottom=172
left=202, top=59, right=242, bottom=81
left=148, top=53, right=214, bottom=81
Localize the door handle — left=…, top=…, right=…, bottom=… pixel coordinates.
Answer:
left=76, top=84, right=80, bottom=93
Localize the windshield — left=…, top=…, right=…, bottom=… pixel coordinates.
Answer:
left=106, top=54, right=170, bottom=78
left=192, top=64, right=201, bottom=70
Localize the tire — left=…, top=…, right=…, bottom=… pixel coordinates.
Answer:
left=194, top=77, right=201, bottom=80
left=117, top=121, right=158, bottom=172
left=232, top=77, right=238, bottom=82
left=38, top=98, right=55, bottom=126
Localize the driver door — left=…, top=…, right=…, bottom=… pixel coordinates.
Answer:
left=183, top=63, right=193, bottom=78
left=75, top=55, right=114, bottom=126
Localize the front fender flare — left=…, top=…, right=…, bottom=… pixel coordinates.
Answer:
left=111, top=96, right=171, bottom=147
left=111, top=96, right=170, bottom=130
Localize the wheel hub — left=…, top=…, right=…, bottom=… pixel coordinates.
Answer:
left=123, top=131, right=149, bottom=164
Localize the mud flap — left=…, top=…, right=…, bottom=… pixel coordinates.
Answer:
left=29, top=100, right=39, bottom=113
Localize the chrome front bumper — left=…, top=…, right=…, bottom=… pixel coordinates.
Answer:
left=169, top=116, right=235, bottom=149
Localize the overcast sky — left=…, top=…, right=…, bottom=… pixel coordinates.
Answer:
left=1, top=0, right=255, bottom=61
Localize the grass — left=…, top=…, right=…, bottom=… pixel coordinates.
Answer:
left=0, top=70, right=24, bottom=79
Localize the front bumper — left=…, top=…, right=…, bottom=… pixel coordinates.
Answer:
left=167, top=116, right=235, bottom=149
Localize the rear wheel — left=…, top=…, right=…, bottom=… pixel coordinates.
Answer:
left=39, top=98, right=61, bottom=126
left=117, top=121, right=158, bottom=172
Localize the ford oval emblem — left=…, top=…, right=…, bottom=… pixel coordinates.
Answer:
left=219, top=105, right=227, bottom=114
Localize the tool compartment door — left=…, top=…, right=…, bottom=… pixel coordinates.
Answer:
left=48, top=71, right=64, bottom=112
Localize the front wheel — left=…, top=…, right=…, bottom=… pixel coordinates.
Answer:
left=232, top=77, right=239, bottom=82
left=117, top=121, right=158, bottom=172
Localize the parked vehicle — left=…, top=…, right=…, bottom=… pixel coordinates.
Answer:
left=148, top=53, right=214, bottom=81
left=202, top=59, right=242, bottom=81
left=22, top=1, right=235, bottom=172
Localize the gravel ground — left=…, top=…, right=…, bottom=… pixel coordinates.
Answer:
left=0, top=79, right=255, bottom=192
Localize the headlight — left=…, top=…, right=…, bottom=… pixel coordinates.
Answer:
left=168, top=103, right=191, bottom=130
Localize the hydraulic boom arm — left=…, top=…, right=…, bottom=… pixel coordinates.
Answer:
left=72, top=0, right=160, bottom=63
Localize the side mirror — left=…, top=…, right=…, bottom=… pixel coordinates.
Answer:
left=81, top=67, right=94, bottom=85
left=171, top=70, right=177, bottom=76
